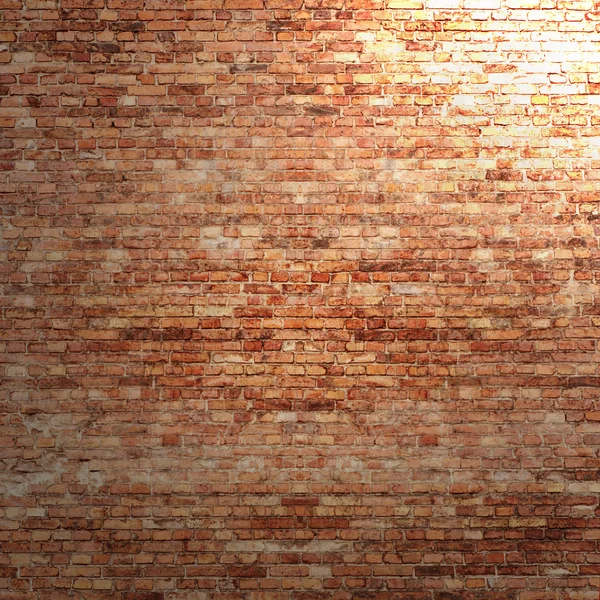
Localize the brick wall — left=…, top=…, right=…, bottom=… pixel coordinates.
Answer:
left=1, top=0, right=600, bottom=598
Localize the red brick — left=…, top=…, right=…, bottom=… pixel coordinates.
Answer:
left=1, top=3, right=599, bottom=599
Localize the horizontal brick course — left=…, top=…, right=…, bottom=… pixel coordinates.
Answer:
left=1, top=0, right=600, bottom=598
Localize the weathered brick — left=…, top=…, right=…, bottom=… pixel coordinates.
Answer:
left=1, top=2, right=599, bottom=599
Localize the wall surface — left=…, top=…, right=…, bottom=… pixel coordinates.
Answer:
left=2, top=0, right=600, bottom=598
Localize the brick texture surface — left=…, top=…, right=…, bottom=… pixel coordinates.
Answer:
left=1, top=0, right=600, bottom=598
